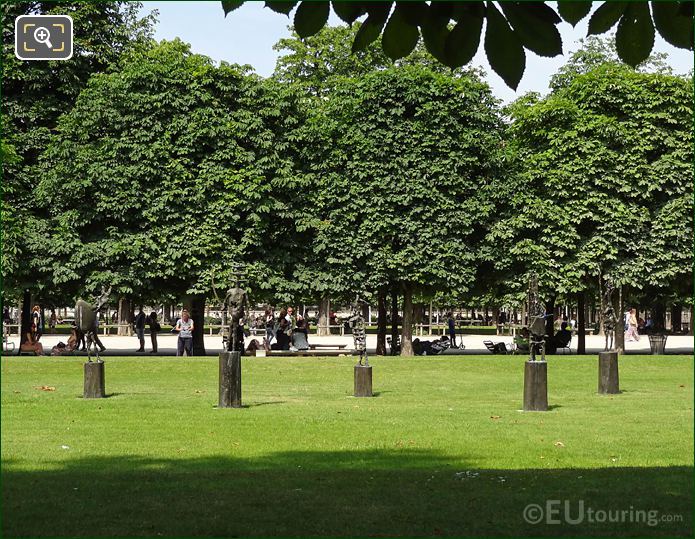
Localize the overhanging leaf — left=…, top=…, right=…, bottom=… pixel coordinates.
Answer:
left=352, top=4, right=390, bottom=52
left=499, top=2, right=562, bottom=57
left=293, top=1, right=330, bottom=38
left=222, top=1, right=244, bottom=16
left=588, top=1, right=628, bottom=35
left=420, top=17, right=449, bottom=64
left=265, top=1, right=297, bottom=15
left=615, top=2, right=655, bottom=66
left=652, top=1, right=693, bottom=50
left=397, top=1, right=428, bottom=26
left=557, top=1, right=593, bottom=26
left=332, top=1, right=366, bottom=24
left=485, top=2, right=525, bottom=89
left=444, top=8, right=483, bottom=67
left=382, top=6, right=420, bottom=60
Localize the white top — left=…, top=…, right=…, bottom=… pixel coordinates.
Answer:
left=177, top=318, right=193, bottom=338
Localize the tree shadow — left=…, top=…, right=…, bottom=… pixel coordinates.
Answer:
left=1, top=450, right=691, bottom=537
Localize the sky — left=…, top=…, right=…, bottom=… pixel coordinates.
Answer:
left=140, top=1, right=694, bottom=103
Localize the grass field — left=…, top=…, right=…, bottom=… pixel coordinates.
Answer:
left=2, top=354, right=692, bottom=537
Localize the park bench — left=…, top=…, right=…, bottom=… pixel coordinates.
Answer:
left=264, top=349, right=351, bottom=357
left=3, top=334, right=15, bottom=353
left=309, top=343, right=347, bottom=350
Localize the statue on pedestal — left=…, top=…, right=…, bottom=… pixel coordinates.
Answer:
left=349, top=295, right=369, bottom=366
left=527, top=275, right=546, bottom=362
left=602, top=279, right=617, bottom=352
left=75, top=286, right=111, bottom=362
left=224, top=266, right=250, bottom=353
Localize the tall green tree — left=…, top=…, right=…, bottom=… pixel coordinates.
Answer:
left=303, top=66, right=503, bottom=355
left=2, top=1, right=155, bottom=340
left=38, top=40, right=304, bottom=353
left=489, top=64, right=692, bottom=349
left=550, top=33, right=675, bottom=90
left=273, top=23, right=480, bottom=96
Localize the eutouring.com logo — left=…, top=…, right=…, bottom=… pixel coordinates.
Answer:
left=523, top=501, right=683, bottom=527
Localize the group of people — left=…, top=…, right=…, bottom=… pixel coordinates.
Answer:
left=133, top=307, right=163, bottom=354
left=132, top=307, right=195, bottom=357
left=261, top=306, right=310, bottom=352
left=19, top=304, right=106, bottom=356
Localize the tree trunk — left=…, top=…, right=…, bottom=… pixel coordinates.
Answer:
left=577, top=291, right=586, bottom=354
left=376, top=289, right=387, bottom=355
left=544, top=295, right=556, bottom=354
left=184, top=294, right=206, bottom=356
left=671, top=304, right=682, bottom=333
left=544, top=295, right=555, bottom=337
left=390, top=284, right=399, bottom=356
left=689, top=306, right=694, bottom=336
left=117, top=297, right=132, bottom=336
left=20, top=289, right=31, bottom=345
left=614, top=286, right=625, bottom=354
left=652, top=301, right=666, bottom=332
left=596, top=275, right=604, bottom=336
left=317, top=296, right=330, bottom=336
left=401, top=283, right=414, bottom=356
left=492, top=307, right=500, bottom=335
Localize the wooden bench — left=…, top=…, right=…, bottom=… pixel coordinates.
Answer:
left=309, top=343, right=347, bottom=350
left=265, top=349, right=352, bottom=357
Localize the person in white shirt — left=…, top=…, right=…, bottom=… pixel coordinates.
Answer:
left=175, top=309, right=195, bottom=356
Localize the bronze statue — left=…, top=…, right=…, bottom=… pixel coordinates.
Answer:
left=349, top=295, right=369, bottom=366
left=223, top=267, right=250, bottom=353
left=75, top=286, right=111, bottom=362
left=602, top=279, right=617, bottom=351
left=527, top=274, right=546, bottom=362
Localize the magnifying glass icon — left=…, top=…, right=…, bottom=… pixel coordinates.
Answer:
left=33, top=26, right=53, bottom=49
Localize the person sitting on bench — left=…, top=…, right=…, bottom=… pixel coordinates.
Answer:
left=514, top=327, right=530, bottom=354
left=271, top=319, right=291, bottom=350
left=549, top=322, right=572, bottom=351
left=483, top=340, right=509, bottom=354
left=291, top=319, right=310, bottom=351
left=20, top=331, right=43, bottom=355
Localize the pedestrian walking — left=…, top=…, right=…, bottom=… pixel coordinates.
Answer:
left=625, top=308, right=640, bottom=342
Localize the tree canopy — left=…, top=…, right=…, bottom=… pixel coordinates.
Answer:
left=1, top=1, right=156, bottom=305
left=489, top=64, right=692, bottom=305
left=38, top=40, right=304, bottom=306
left=301, top=66, right=504, bottom=352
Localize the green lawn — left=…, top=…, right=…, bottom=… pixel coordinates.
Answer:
left=2, top=355, right=692, bottom=537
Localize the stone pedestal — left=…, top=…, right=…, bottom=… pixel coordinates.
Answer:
left=523, top=360, right=548, bottom=411
left=83, top=361, right=105, bottom=399
left=219, top=352, right=242, bottom=408
left=598, top=351, right=620, bottom=394
left=354, top=365, right=373, bottom=397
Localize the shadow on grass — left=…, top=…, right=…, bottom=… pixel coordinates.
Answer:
left=76, top=392, right=126, bottom=399
left=1, top=450, right=691, bottom=537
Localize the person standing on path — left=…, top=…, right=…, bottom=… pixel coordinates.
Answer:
left=148, top=311, right=161, bottom=354
left=447, top=312, right=457, bottom=347
left=264, top=307, right=275, bottom=351
left=175, top=309, right=194, bottom=357
left=134, top=307, right=147, bottom=352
